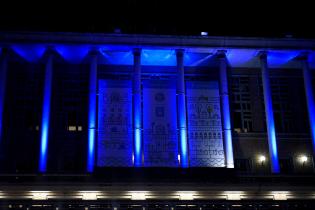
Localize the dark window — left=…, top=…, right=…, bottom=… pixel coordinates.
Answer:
left=230, top=76, right=253, bottom=133
left=48, top=63, right=89, bottom=173
left=1, top=62, right=43, bottom=173
left=271, top=77, right=293, bottom=133
left=235, top=158, right=251, bottom=172
left=279, top=158, right=293, bottom=174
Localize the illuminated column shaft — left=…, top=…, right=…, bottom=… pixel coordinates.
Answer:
left=176, top=49, right=188, bottom=168
left=87, top=52, right=98, bottom=172
left=133, top=49, right=142, bottom=166
left=0, top=50, right=8, bottom=142
left=260, top=53, right=280, bottom=173
left=218, top=52, right=234, bottom=168
left=39, top=53, right=53, bottom=172
left=301, top=57, right=315, bottom=155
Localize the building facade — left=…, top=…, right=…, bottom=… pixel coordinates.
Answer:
left=0, top=32, right=315, bottom=209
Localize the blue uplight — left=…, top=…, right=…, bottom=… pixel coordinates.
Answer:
left=100, top=49, right=213, bottom=67
left=268, top=51, right=301, bottom=67
left=55, top=45, right=91, bottom=63
left=222, top=96, right=234, bottom=168
left=12, top=44, right=46, bottom=62
left=101, top=50, right=133, bottom=65
left=39, top=117, right=49, bottom=172
left=184, top=52, right=213, bottom=66
left=39, top=55, right=53, bottom=172
left=226, top=49, right=256, bottom=67
left=134, top=128, right=142, bottom=166
left=268, top=117, right=280, bottom=172
left=87, top=55, right=97, bottom=172
left=142, top=50, right=176, bottom=66
left=179, top=128, right=188, bottom=167
left=87, top=127, right=95, bottom=172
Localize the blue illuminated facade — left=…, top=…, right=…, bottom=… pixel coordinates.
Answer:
left=0, top=32, right=314, bottom=174
left=2, top=32, right=315, bottom=210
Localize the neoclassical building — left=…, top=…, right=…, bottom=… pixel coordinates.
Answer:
left=0, top=32, right=315, bottom=209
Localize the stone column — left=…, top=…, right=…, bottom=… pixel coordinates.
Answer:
left=218, top=51, right=234, bottom=168
left=260, top=52, right=280, bottom=173
left=87, top=50, right=98, bottom=172
left=39, top=50, right=54, bottom=172
left=176, top=49, right=188, bottom=167
left=133, top=48, right=142, bottom=166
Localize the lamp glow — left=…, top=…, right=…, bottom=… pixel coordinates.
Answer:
left=300, top=155, right=308, bottom=163
left=81, top=192, right=98, bottom=200
left=179, top=193, right=194, bottom=200
left=259, top=155, right=266, bottom=162
left=131, top=192, right=146, bottom=200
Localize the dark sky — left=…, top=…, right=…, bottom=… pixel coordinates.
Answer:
left=0, top=1, right=314, bottom=38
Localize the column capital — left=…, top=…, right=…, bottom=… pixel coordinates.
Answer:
left=0, top=47, right=10, bottom=61
left=89, top=48, right=99, bottom=56
left=216, top=50, right=227, bottom=59
left=258, top=51, right=268, bottom=60
left=88, top=49, right=99, bottom=63
left=43, top=46, right=56, bottom=61
left=1, top=46, right=10, bottom=55
left=45, top=46, right=56, bottom=54
left=176, top=49, right=185, bottom=57
left=297, top=52, right=310, bottom=61
left=133, top=48, right=142, bottom=56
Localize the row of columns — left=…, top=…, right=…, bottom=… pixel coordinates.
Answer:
left=0, top=48, right=314, bottom=173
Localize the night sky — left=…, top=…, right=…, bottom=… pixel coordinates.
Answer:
left=0, top=1, right=314, bottom=38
